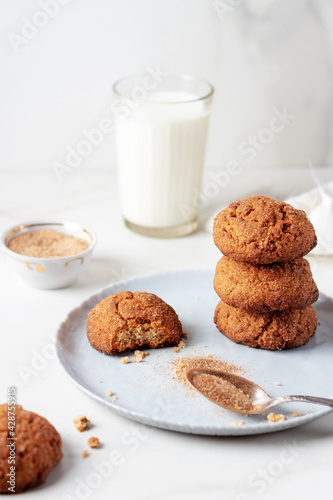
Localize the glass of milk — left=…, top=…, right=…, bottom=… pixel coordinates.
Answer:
left=113, top=74, right=214, bottom=237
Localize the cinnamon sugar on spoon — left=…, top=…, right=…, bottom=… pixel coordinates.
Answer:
left=191, top=373, right=254, bottom=413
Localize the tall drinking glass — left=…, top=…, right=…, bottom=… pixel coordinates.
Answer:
left=113, top=74, right=214, bottom=238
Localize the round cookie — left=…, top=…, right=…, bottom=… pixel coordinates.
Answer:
left=214, top=301, right=317, bottom=350
left=87, top=291, right=183, bottom=354
left=214, top=256, right=319, bottom=313
left=213, top=196, right=317, bottom=264
left=0, top=405, right=62, bottom=493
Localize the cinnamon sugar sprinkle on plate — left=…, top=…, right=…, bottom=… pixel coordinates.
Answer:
left=173, top=355, right=244, bottom=389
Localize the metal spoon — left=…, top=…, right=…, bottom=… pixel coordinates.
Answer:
left=186, top=368, right=333, bottom=415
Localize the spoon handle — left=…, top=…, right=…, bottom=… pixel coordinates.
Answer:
left=273, top=395, right=333, bottom=408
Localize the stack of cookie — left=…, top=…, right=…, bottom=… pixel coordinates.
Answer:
left=212, top=196, right=318, bottom=350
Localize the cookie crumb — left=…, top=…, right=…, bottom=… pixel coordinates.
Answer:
left=106, top=389, right=113, bottom=397
left=132, top=350, right=145, bottom=363
left=73, top=415, right=91, bottom=432
left=291, top=412, right=301, bottom=418
left=120, top=356, right=129, bottom=364
left=178, top=341, right=186, bottom=349
left=82, top=450, right=89, bottom=458
left=230, top=421, right=244, bottom=426
left=274, top=381, right=281, bottom=386
left=267, top=413, right=286, bottom=423
left=173, top=347, right=179, bottom=353
left=111, top=395, right=117, bottom=403
left=88, top=437, right=100, bottom=448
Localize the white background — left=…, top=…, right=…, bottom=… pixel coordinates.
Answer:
left=1, top=0, right=333, bottom=175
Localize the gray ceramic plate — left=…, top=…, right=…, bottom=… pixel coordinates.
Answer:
left=56, top=269, right=333, bottom=435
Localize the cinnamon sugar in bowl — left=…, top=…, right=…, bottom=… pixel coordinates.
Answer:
left=1, top=221, right=96, bottom=289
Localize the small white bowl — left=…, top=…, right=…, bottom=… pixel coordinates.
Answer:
left=1, top=221, right=97, bottom=289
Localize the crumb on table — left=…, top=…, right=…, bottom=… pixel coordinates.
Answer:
left=73, top=415, right=91, bottom=432
left=291, top=412, right=302, bottom=418
left=82, top=450, right=89, bottom=458
left=88, top=437, right=100, bottom=448
left=120, top=356, right=129, bottom=364
left=274, top=381, right=281, bottom=386
left=267, top=413, right=286, bottom=423
left=173, top=347, right=179, bottom=353
left=178, top=341, right=186, bottom=349
left=230, top=421, right=244, bottom=426
left=111, top=395, right=117, bottom=403
left=106, top=389, right=113, bottom=397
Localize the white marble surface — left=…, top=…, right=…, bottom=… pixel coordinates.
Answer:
left=1, top=167, right=333, bottom=499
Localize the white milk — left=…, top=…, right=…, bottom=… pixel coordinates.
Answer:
left=115, top=90, right=211, bottom=229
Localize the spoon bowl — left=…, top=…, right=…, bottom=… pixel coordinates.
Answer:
left=186, top=368, right=333, bottom=415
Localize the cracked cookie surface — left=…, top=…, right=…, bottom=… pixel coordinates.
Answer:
left=214, top=301, right=317, bottom=350
left=214, top=256, right=318, bottom=313
left=0, top=405, right=62, bottom=493
left=87, top=291, right=183, bottom=354
left=213, top=196, right=317, bottom=264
